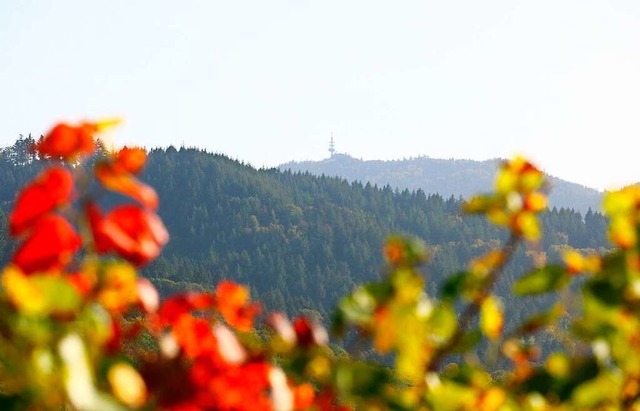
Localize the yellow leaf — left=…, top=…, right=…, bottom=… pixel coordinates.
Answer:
left=98, top=262, right=138, bottom=313
left=604, top=187, right=637, bottom=216
left=545, top=353, right=570, bottom=378
left=480, top=296, right=503, bottom=340
left=563, top=249, right=585, bottom=274
left=107, top=362, right=147, bottom=408
left=93, top=117, right=123, bottom=132
left=495, top=170, right=518, bottom=194
left=470, top=251, right=505, bottom=278
left=520, top=168, right=544, bottom=193
left=477, top=387, right=507, bottom=411
left=487, top=209, right=509, bottom=226
left=373, top=307, right=396, bottom=353
left=610, top=217, right=636, bottom=249
left=524, top=192, right=547, bottom=212
left=1, top=266, right=46, bottom=315
left=514, top=212, right=541, bottom=241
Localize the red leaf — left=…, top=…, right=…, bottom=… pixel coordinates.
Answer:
left=37, top=122, right=96, bottom=160
left=158, top=293, right=215, bottom=326
left=67, top=272, right=95, bottom=296
left=172, top=315, right=218, bottom=359
left=10, top=166, right=74, bottom=236
left=12, top=214, right=81, bottom=274
left=93, top=205, right=168, bottom=266
left=293, top=317, right=328, bottom=347
left=85, top=202, right=111, bottom=253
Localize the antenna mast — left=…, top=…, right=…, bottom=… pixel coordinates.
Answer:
left=329, top=132, right=336, bottom=157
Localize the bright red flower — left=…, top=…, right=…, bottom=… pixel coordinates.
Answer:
left=37, top=122, right=97, bottom=160
left=215, top=281, right=261, bottom=332
left=10, top=166, right=74, bottom=236
left=90, top=204, right=168, bottom=266
left=12, top=214, right=81, bottom=274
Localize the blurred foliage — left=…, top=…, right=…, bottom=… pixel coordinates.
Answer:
left=1, top=121, right=640, bottom=410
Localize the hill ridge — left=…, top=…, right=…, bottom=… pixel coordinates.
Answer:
left=279, top=153, right=602, bottom=215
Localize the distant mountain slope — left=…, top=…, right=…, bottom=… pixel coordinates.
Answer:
left=279, top=154, right=603, bottom=215
left=0, top=141, right=610, bottom=326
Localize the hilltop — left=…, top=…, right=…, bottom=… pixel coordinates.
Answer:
left=279, top=153, right=603, bottom=215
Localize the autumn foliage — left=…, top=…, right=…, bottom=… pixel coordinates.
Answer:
left=1, top=120, right=640, bottom=410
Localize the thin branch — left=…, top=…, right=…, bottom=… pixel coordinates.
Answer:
left=428, top=234, right=520, bottom=371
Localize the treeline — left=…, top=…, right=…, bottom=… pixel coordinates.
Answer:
left=280, top=153, right=603, bottom=216
left=0, top=138, right=610, bottom=328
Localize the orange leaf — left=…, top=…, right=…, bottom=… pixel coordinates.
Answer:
left=293, top=383, right=315, bottom=410
left=67, top=272, right=96, bottom=296
left=215, top=281, right=261, bottom=332
left=95, top=163, right=158, bottom=210
left=116, top=147, right=147, bottom=175
left=97, top=262, right=139, bottom=313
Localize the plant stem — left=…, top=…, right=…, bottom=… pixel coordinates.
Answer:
left=428, top=234, right=520, bottom=371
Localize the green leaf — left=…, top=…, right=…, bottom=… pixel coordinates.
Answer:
left=480, top=296, right=503, bottom=340
left=427, top=303, right=457, bottom=344
left=335, top=361, right=392, bottom=397
left=384, top=236, right=429, bottom=266
left=513, top=265, right=568, bottom=296
left=33, top=276, right=83, bottom=314
left=440, top=272, right=468, bottom=301
left=426, top=380, right=476, bottom=411
left=450, top=329, right=482, bottom=353
left=363, top=282, right=394, bottom=301
left=335, top=284, right=381, bottom=326
left=571, top=371, right=621, bottom=408
left=463, top=194, right=503, bottom=214
left=585, top=279, right=623, bottom=307
left=515, top=303, right=564, bottom=335
left=0, top=394, right=29, bottom=411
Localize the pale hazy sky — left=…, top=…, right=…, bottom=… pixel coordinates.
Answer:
left=2, top=1, right=640, bottom=191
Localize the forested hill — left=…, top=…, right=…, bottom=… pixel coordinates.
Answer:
left=279, top=154, right=603, bottom=216
left=0, top=140, right=610, bottom=326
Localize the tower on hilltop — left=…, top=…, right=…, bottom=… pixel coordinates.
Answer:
left=329, top=132, right=336, bottom=157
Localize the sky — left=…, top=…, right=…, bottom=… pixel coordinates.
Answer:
left=1, top=1, right=640, bottom=191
